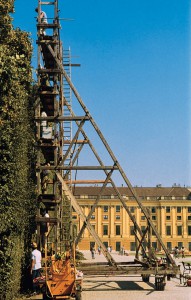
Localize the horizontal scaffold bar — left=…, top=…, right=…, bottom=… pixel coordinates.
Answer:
left=37, top=23, right=60, bottom=28
left=65, top=180, right=111, bottom=184
left=39, top=166, right=118, bottom=170
left=36, top=217, right=59, bottom=224
left=36, top=40, right=59, bottom=45
left=39, top=91, right=59, bottom=95
left=63, top=64, right=81, bottom=67
left=79, top=262, right=180, bottom=276
left=37, top=68, right=61, bottom=73
left=64, top=140, right=88, bottom=144
left=35, top=116, right=89, bottom=121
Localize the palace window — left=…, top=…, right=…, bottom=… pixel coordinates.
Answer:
left=151, top=207, right=156, bottom=213
left=116, top=205, right=120, bottom=213
left=152, top=242, right=157, bottom=250
left=166, top=226, right=171, bottom=236
left=177, top=207, right=181, bottom=213
left=116, top=225, right=121, bottom=235
left=116, top=242, right=121, bottom=252
left=166, top=207, right=170, bottom=213
left=103, top=225, right=108, bottom=235
left=189, top=242, right=191, bottom=251
left=130, top=242, right=136, bottom=251
left=177, top=226, right=182, bottom=236
left=130, top=226, right=135, bottom=235
left=167, top=242, right=172, bottom=250
left=116, top=215, right=120, bottom=220
left=103, top=206, right=108, bottom=212
left=188, top=226, right=191, bottom=235
left=152, top=229, right=156, bottom=236
left=103, top=215, right=108, bottom=220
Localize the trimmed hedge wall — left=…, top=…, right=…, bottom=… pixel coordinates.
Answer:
left=0, top=1, right=37, bottom=298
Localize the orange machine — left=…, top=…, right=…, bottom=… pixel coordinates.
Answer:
left=42, top=251, right=83, bottom=300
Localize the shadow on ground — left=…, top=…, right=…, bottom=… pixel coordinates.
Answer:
left=83, top=279, right=155, bottom=291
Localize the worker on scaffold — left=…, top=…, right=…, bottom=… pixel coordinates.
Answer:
left=35, top=7, right=47, bottom=35
left=41, top=162, right=51, bottom=194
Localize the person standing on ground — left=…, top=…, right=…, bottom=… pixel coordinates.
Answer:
left=31, top=242, right=42, bottom=295
left=174, top=246, right=179, bottom=258
left=181, top=246, right=185, bottom=258
left=90, top=246, right=95, bottom=259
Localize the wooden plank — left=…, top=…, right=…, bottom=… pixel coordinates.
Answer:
left=65, top=180, right=111, bottom=184
left=35, top=217, right=59, bottom=224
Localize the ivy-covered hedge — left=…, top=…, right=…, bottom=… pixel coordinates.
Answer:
left=0, top=1, right=36, bottom=298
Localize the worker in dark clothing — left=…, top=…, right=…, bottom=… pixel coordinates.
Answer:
left=40, top=208, right=50, bottom=251
left=90, top=246, right=95, bottom=259
left=41, top=163, right=50, bottom=194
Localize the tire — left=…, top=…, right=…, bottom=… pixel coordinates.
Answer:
left=155, top=276, right=166, bottom=291
left=141, top=274, right=150, bottom=282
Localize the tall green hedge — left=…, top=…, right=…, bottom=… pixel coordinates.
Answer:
left=0, top=1, right=36, bottom=298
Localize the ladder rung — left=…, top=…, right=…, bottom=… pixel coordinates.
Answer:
left=40, top=1, right=55, bottom=4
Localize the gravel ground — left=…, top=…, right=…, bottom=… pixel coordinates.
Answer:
left=81, top=251, right=191, bottom=300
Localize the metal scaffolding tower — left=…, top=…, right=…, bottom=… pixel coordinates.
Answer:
left=35, top=0, right=180, bottom=294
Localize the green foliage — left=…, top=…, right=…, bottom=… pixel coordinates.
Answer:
left=76, top=250, right=86, bottom=262
left=0, top=0, right=14, bottom=39
left=0, top=1, right=36, bottom=299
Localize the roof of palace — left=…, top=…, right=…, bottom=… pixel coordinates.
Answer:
left=73, top=186, right=191, bottom=199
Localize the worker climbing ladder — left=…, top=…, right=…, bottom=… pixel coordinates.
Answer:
left=34, top=0, right=180, bottom=296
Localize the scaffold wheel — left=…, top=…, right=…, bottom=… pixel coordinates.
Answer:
left=141, top=274, right=150, bottom=282
left=155, top=276, right=166, bottom=291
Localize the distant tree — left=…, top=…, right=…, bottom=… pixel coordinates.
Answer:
left=0, top=1, right=36, bottom=298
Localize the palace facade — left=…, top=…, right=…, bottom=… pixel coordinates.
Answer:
left=72, top=186, right=191, bottom=253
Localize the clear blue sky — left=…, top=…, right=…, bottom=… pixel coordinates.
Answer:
left=13, top=0, right=190, bottom=187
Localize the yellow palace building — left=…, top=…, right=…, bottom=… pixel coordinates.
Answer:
left=72, top=186, right=191, bottom=253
